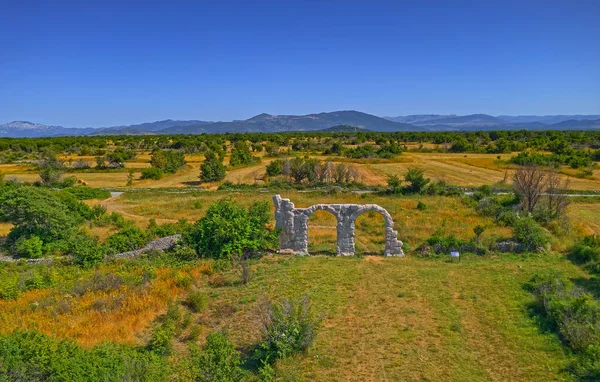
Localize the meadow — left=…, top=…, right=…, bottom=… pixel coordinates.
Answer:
left=1, top=131, right=599, bottom=380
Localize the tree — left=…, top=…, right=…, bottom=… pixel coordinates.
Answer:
left=200, top=151, right=226, bottom=182
left=150, top=149, right=186, bottom=174
left=184, top=200, right=277, bottom=259
left=0, top=186, right=86, bottom=245
left=126, top=169, right=135, bottom=186
left=229, top=141, right=253, bottom=167
left=39, top=150, right=64, bottom=185
left=545, top=171, right=570, bottom=219
left=513, top=166, right=548, bottom=213
left=404, top=168, right=430, bottom=194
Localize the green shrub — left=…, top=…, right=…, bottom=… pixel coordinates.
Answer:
left=571, top=235, right=600, bottom=263
left=15, top=235, right=43, bottom=258
left=258, top=296, right=320, bottom=362
left=186, top=291, right=208, bottom=313
left=69, top=235, right=106, bottom=267
left=404, top=168, right=430, bottom=194
left=200, top=151, right=226, bottom=182
left=416, top=201, right=427, bottom=210
left=0, top=330, right=167, bottom=381
left=528, top=271, right=600, bottom=375
left=512, top=216, right=550, bottom=252
left=148, top=321, right=175, bottom=356
left=0, top=186, right=86, bottom=245
left=141, top=167, right=164, bottom=180
left=150, top=149, right=186, bottom=174
left=105, top=227, right=148, bottom=254
left=61, top=186, right=111, bottom=200
left=184, top=200, right=278, bottom=260
left=169, top=244, right=198, bottom=262
left=192, top=331, right=244, bottom=382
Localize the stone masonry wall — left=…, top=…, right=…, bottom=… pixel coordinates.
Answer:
left=273, top=195, right=404, bottom=257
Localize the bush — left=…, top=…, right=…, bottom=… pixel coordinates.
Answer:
left=571, top=235, right=600, bottom=263
left=105, top=227, right=148, bottom=254
left=141, top=167, right=164, bottom=180
left=150, top=149, right=186, bottom=174
left=528, top=272, right=600, bottom=366
left=512, top=216, right=550, bottom=252
left=15, top=235, right=43, bottom=258
left=200, top=151, right=226, bottom=182
left=186, top=291, right=209, bottom=313
left=192, top=331, right=244, bottom=382
left=0, top=186, right=86, bottom=245
left=258, top=296, right=320, bottom=362
left=404, top=168, right=430, bottom=194
left=184, top=200, right=278, bottom=260
left=416, top=201, right=427, bottom=210
left=69, top=235, right=106, bottom=267
left=0, top=330, right=167, bottom=381
left=61, top=186, right=111, bottom=200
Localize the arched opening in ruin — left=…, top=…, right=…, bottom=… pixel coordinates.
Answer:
left=352, top=210, right=388, bottom=255
left=307, top=209, right=338, bottom=255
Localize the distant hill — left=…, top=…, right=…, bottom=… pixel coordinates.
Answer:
left=385, top=114, right=456, bottom=124
left=497, top=115, right=600, bottom=124
left=160, top=111, right=415, bottom=134
left=317, top=125, right=371, bottom=133
left=2, top=112, right=600, bottom=138
left=0, top=121, right=94, bottom=138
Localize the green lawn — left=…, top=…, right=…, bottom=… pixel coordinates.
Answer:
left=198, top=253, right=582, bottom=381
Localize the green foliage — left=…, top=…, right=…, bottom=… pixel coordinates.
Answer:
left=0, top=186, right=86, bottom=246
left=150, top=149, right=186, bottom=173
left=141, top=167, right=164, bottom=180
left=416, top=201, right=427, bottom=210
left=404, top=168, right=430, bottom=194
left=69, top=235, right=106, bottom=268
left=512, top=216, right=550, bottom=252
left=387, top=174, right=402, bottom=194
left=571, top=235, right=600, bottom=264
left=229, top=140, right=257, bottom=167
left=38, top=150, right=65, bottom=185
left=15, top=235, right=43, bottom=258
left=200, top=151, right=226, bottom=182
left=184, top=200, right=278, bottom=260
left=186, top=291, right=209, bottom=313
left=528, top=272, right=600, bottom=379
left=265, top=160, right=282, bottom=176
left=192, top=331, right=244, bottom=382
left=105, top=226, right=149, bottom=254
left=61, top=186, right=111, bottom=200
left=257, top=296, right=319, bottom=362
left=0, top=330, right=167, bottom=381
left=104, top=148, right=136, bottom=168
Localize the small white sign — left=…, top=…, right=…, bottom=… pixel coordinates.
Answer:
left=450, top=251, right=460, bottom=258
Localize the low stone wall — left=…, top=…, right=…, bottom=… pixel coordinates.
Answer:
left=110, top=234, right=182, bottom=259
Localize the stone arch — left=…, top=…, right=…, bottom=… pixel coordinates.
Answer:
left=272, top=195, right=404, bottom=257
left=349, top=205, right=394, bottom=255
left=349, top=204, right=394, bottom=228
left=302, top=206, right=341, bottom=255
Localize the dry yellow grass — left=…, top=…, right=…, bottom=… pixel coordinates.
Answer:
left=0, top=267, right=200, bottom=347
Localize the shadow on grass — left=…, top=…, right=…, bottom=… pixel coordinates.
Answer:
left=181, top=181, right=203, bottom=187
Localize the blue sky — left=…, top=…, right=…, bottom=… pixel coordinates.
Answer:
left=1, top=0, right=599, bottom=127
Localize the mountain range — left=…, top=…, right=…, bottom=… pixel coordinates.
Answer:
left=1, top=112, right=599, bottom=138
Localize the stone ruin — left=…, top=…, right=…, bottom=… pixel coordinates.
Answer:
left=272, top=195, right=404, bottom=257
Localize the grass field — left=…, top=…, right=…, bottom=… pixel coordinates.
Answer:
left=0, top=253, right=585, bottom=381
left=1, top=149, right=599, bottom=380
left=3, top=151, right=599, bottom=190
